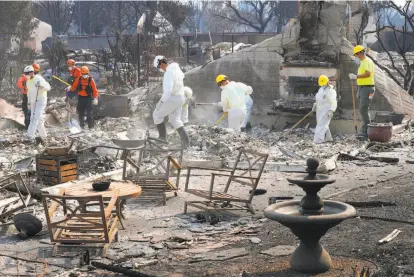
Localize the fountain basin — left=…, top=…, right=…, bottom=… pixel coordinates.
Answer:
left=287, top=174, right=335, bottom=187
left=264, top=200, right=357, bottom=273
left=264, top=200, right=356, bottom=225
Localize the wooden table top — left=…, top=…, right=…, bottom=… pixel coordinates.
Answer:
left=65, top=180, right=142, bottom=199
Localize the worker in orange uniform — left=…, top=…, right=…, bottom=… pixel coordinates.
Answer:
left=32, top=63, right=41, bottom=75
left=70, top=66, right=99, bottom=129
left=65, top=59, right=81, bottom=99
left=17, top=66, right=32, bottom=129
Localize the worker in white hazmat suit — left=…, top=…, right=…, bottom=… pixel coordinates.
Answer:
left=216, top=75, right=246, bottom=131
left=152, top=55, right=190, bottom=148
left=233, top=82, right=253, bottom=133
left=26, top=65, right=51, bottom=141
left=181, top=86, right=193, bottom=125
left=312, top=75, right=337, bottom=144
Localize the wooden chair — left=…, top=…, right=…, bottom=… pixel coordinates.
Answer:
left=125, top=148, right=183, bottom=205
left=184, top=148, right=268, bottom=214
left=42, top=189, right=119, bottom=256
left=0, top=174, right=32, bottom=222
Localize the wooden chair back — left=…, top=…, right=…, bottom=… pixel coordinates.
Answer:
left=224, top=148, right=268, bottom=202
left=133, top=148, right=183, bottom=182
left=42, top=190, right=112, bottom=244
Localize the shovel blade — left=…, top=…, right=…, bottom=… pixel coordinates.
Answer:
left=68, top=119, right=82, bottom=134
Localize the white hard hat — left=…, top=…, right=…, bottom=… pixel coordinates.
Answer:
left=153, top=55, right=165, bottom=68
left=24, top=65, right=34, bottom=73
left=184, top=86, right=193, bottom=98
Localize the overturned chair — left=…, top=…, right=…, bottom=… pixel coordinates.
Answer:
left=125, top=147, right=183, bottom=205
left=184, top=148, right=268, bottom=214
left=0, top=173, right=33, bottom=222
left=42, top=188, right=119, bottom=256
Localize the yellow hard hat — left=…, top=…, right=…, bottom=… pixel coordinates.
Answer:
left=216, top=74, right=227, bottom=84
left=318, top=75, right=329, bottom=87
left=353, top=45, right=365, bottom=55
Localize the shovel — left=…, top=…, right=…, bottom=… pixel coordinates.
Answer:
left=66, top=101, right=82, bottom=134
left=52, top=75, right=82, bottom=133
left=351, top=81, right=358, bottom=134
left=167, top=112, right=228, bottom=136
left=277, top=111, right=313, bottom=142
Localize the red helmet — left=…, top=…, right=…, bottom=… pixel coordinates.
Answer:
left=32, top=63, right=40, bottom=72
left=67, top=59, right=75, bottom=66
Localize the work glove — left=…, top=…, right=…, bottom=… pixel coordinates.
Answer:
left=93, top=98, right=98, bottom=105
left=349, top=73, right=357, bottom=80
left=312, top=103, right=317, bottom=112
left=215, top=102, right=223, bottom=107
left=327, top=110, right=334, bottom=119
left=65, top=86, right=71, bottom=92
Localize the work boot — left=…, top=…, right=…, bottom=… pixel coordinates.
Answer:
left=35, top=137, right=45, bottom=146
left=156, top=123, right=167, bottom=141
left=177, top=126, right=190, bottom=148
left=246, top=122, right=252, bottom=134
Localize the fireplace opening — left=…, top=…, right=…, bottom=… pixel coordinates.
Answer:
left=289, top=76, right=319, bottom=101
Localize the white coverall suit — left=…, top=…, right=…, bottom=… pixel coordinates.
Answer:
left=221, top=81, right=246, bottom=131
left=181, top=86, right=193, bottom=124
left=26, top=75, right=51, bottom=139
left=153, top=63, right=185, bottom=129
left=232, top=82, right=253, bottom=128
left=314, top=85, right=337, bottom=144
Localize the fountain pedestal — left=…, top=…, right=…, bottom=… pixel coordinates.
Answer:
left=264, top=158, right=357, bottom=273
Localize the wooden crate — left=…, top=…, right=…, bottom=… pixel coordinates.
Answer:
left=36, top=154, right=78, bottom=185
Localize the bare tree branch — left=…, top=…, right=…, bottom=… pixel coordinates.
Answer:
left=367, top=53, right=405, bottom=89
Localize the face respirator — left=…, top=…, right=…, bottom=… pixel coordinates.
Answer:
left=82, top=74, right=88, bottom=79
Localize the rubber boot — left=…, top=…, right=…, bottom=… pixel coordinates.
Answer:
left=156, top=123, right=167, bottom=141
left=241, top=127, right=246, bottom=133
left=177, top=126, right=190, bottom=148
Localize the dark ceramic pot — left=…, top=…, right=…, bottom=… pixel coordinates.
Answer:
left=367, top=123, right=392, bottom=142
left=92, top=180, right=111, bottom=191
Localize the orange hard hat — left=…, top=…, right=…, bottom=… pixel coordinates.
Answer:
left=67, top=59, right=75, bottom=66
left=32, top=63, right=40, bottom=72
left=80, top=66, right=89, bottom=74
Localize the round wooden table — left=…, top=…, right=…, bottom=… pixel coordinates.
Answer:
left=65, top=180, right=141, bottom=229
left=65, top=180, right=142, bottom=199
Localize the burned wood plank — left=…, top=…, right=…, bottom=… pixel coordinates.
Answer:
left=345, top=201, right=397, bottom=208
left=368, top=156, right=399, bottom=163
left=91, top=261, right=156, bottom=277
left=338, top=153, right=366, bottom=161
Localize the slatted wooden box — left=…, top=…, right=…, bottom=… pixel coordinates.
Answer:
left=36, top=154, right=78, bottom=185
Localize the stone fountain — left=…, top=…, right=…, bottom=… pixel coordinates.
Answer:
left=264, top=158, right=356, bottom=273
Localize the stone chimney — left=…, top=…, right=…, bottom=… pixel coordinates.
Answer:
left=347, top=0, right=363, bottom=45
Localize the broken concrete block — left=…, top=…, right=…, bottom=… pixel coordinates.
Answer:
left=189, top=247, right=249, bottom=263
left=98, top=94, right=129, bottom=118
left=260, top=245, right=296, bottom=257
left=250, top=237, right=261, bottom=244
